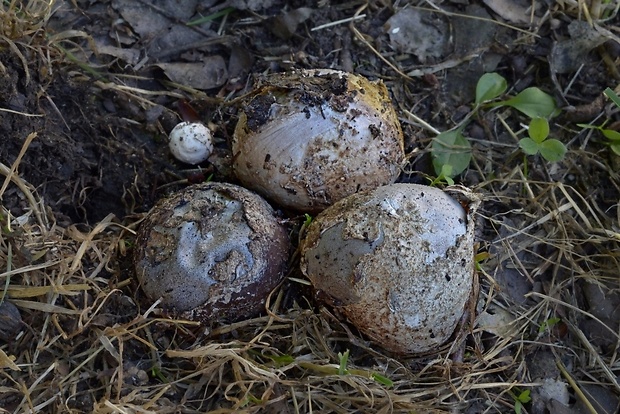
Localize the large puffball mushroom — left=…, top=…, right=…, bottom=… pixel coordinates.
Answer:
left=300, top=184, right=480, bottom=354
left=169, top=121, right=214, bottom=164
left=233, top=69, right=405, bottom=213
left=134, top=182, right=290, bottom=323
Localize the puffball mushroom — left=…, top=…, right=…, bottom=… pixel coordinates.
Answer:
left=233, top=69, right=405, bottom=213
left=169, top=121, right=214, bottom=164
left=300, top=184, right=480, bottom=354
left=134, top=182, right=290, bottom=323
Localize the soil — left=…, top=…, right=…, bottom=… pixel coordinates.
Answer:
left=1, top=0, right=619, bottom=413
left=2, top=1, right=615, bottom=224
left=0, top=51, right=170, bottom=224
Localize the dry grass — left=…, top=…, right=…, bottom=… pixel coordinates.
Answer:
left=3, top=145, right=619, bottom=412
left=2, top=120, right=619, bottom=413
left=1, top=1, right=619, bottom=413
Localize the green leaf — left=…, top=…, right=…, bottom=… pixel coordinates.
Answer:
left=244, top=394, right=263, bottom=405
left=266, top=354, right=295, bottom=366
left=439, top=163, right=453, bottom=177
left=431, top=129, right=472, bottom=177
left=604, top=87, right=620, bottom=108
left=475, top=73, right=507, bottom=104
left=518, top=137, right=540, bottom=155
left=515, top=400, right=523, bottom=414
left=538, top=317, right=561, bottom=333
left=513, top=389, right=531, bottom=414
left=428, top=164, right=455, bottom=187
left=439, top=164, right=455, bottom=185
left=371, top=373, right=394, bottom=387
left=338, top=350, right=350, bottom=375
left=303, top=213, right=313, bottom=227
left=518, top=390, right=532, bottom=403
left=611, top=143, right=620, bottom=156
left=503, top=87, right=558, bottom=118
left=602, top=129, right=620, bottom=141
left=528, top=117, right=549, bottom=143
left=576, top=123, right=620, bottom=144
left=150, top=366, right=169, bottom=383
left=187, top=7, right=235, bottom=25
left=539, top=139, right=567, bottom=162
left=576, top=123, right=600, bottom=130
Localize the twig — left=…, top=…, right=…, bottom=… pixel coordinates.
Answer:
left=556, top=358, right=598, bottom=414
left=312, top=14, right=365, bottom=31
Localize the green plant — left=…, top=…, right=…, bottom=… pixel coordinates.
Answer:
left=430, top=72, right=562, bottom=179
left=430, top=128, right=470, bottom=183
left=474, top=250, right=491, bottom=271
left=149, top=365, right=169, bottom=383
left=241, top=393, right=263, bottom=407
left=370, top=372, right=394, bottom=387
left=297, top=349, right=394, bottom=387
left=427, top=164, right=455, bottom=186
left=336, top=350, right=394, bottom=387
left=476, top=72, right=559, bottom=118
left=475, top=72, right=508, bottom=104
left=337, top=349, right=350, bottom=375
left=262, top=352, right=295, bottom=367
left=298, top=213, right=314, bottom=244
left=303, top=213, right=313, bottom=228
left=511, top=388, right=532, bottom=414
left=519, top=117, right=567, bottom=162
left=186, top=7, right=235, bottom=26
left=538, top=317, right=562, bottom=334
left=578, top=87, right=620, bottom=155
left=605, top=87, right=620, bottom=107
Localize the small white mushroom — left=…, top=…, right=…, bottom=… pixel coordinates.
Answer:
left=168, top=121, right=214, bottom=164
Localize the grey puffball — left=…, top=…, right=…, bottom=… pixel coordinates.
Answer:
left=233, top=69, right=405, bottom=213
left=300, top=183, right=480, bottom=354
left=134, top=182, right=290, bottom=323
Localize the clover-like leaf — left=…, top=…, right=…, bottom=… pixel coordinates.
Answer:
left=475, top=73, right=507, bottom=104
left=528, top=117, right=549, bottom=144
left=539, top=139, right=566, bottom=162
left=518, top=137, right=540, bottom=155
left=503, top=87, right=558, bottom=118
left=515, top=401, right=524, bottom=414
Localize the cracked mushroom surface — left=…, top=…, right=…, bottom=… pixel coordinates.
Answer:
left=300, top=183, right=480, bottom=354
left=134, top=182, right=290, bottom=323
left=233, top=69, right=405, bottom=213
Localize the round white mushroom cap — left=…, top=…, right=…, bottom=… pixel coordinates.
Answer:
left=233, top=69, right=404, bottom=213
left=168, top=121, right=214, bottom=164
left=300, top=183, right=480, bottom=354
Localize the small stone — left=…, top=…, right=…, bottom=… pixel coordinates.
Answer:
left=0, top=301, right=22, bottom=342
